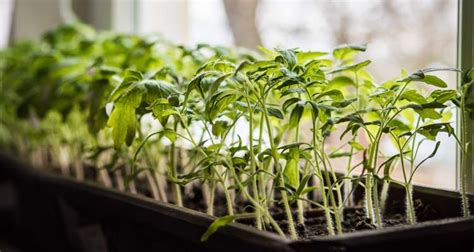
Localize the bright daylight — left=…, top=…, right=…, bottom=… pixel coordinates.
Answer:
left=0, top=0, right=473, bottom=251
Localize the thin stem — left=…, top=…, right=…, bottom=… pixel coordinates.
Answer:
left=380, top=179, right=390, bottom=215
left=405, top=184, right=416, bottom=224
left=295, top=118, right=304, bottom=225
left=207, top=180, right=216, bottom=215
left=261, top=100, right=298, bottom=240
left=320, top=144, right=342, bottom=235
left=312, top=119, right=335, bottom=235
left=226, top=159, right=285, bottom=237
left=170, top=123, right=183, bottom=207
left=245, top=91, right=262, bottom=229
left=460, top=86, right=471, bottom=217
left=215, top=171, right=234, bottom=215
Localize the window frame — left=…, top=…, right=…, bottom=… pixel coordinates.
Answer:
left=457, top=0, right=473, bottom=193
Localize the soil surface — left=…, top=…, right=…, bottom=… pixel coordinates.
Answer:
left=48, top=163, right=442, bottom=241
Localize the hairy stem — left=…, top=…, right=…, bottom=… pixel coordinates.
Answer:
left=380, top=180, right=390, bottom=215
left=405, top=184, right=416, bottom=224
left=460, top=87, right=471, bottom=217
left=372, top=178, right=382, bottom=227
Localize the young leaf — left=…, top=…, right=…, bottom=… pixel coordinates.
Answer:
left=267, top=106, right=284, bottom=119
left=329, top=60, right=371, bottom=74
left=297, top=51, right=327, bottom=64
left=107, top=89, right=142, bottom=148
left=415, top=141, right=441, bottom=171
left=417, top=123, right=454, bottom=140
left=418, top=75, right=448, bottom=88
left=289, top=103, right=304, bottom=128
left=313, top=89, right=344, bottom=101
left=333, top=44, right=367, bottom=61
left=401, top=90, right=427, bottom=104
left=201, top=215, right=236, bottom=242
left=429, top=89, right=457, bottom=103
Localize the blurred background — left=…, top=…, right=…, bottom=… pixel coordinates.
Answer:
left=0, top=0, right=458, bottom=189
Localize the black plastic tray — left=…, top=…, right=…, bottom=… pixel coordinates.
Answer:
left=0, top=153, right=473, bottom=252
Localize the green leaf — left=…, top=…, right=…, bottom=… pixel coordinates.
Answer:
left=379, top=153, right=405, bottom=178
left=417, top=123, right=454, bottom=140
left=415, top=141, right=441, bottom=170
left=297, top=51, right=327, bottom=64
left=276, top=49, right=297, bottom=68
left=281, top=88, right=306, bottom=97
left=212, top=120, right=229, bottom=137
left=328, top=76, right=355, bottom=88
left=419, top=75, right=448, bottom=88
left=349, top=141, right=364, bottom=151
left=402, top=102, right=446, bottom=120
left=282, top=97, right=301, bottom=112
left=401, top=90, right=427, bottom=104
left=201, top=215, right=236, bottom=242
left=415, top=108, right=442, bottom=120
left=329, top=151, right=352, bottom=158
left=289, top=103, right=304, bottom=128
left=107, top=89, right=142, bottom=149
left=267, top=106, right=284, bottom=119
left=333, top=44, right=367, bottom=61
left=429, top=89, right=457, bottom=103
left=161, top=129, right=177, bottom=142
left=329, top=60, right=371, bottom=74
left=313, top=89, right=344, bottom=101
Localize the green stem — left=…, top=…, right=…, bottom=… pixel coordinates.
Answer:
left=321, top=144, right=342, bottom=235
left=312, top=119, right=335, bottom=235
left=365, top=174, right=375, bottom=222
left=380, top=180, right=390, bottom=215
left=226, top=159, right=285, bottom=237
left=261, top=101, right=298, bottom=240
left=460, top=87, right=471, bottom=217
left=372, top=178, right=383, bottom=227
left=405, top=184, right=416, bottom=224
left=215, top=171, right=234, bottom=215
left=295, top=121, right=304, bottom=225
left=207, top=180, right=216, bottom=215
left=245, top=94, right=262, bottom=229
left=344, top=145, right=355, bottom=207
left=170, top=124, right=183, bottom=207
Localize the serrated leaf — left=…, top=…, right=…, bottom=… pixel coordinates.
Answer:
left=107, top=89, right=142, bottom=148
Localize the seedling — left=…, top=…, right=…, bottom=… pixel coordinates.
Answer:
left=0, top=23, right=470, bottom=243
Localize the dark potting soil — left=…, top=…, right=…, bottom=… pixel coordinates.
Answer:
left=262, top=198, right=440, bottom=240
left=46, top=163, right=443, bottom=241
left=269, top=208, right=405, bottom=239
